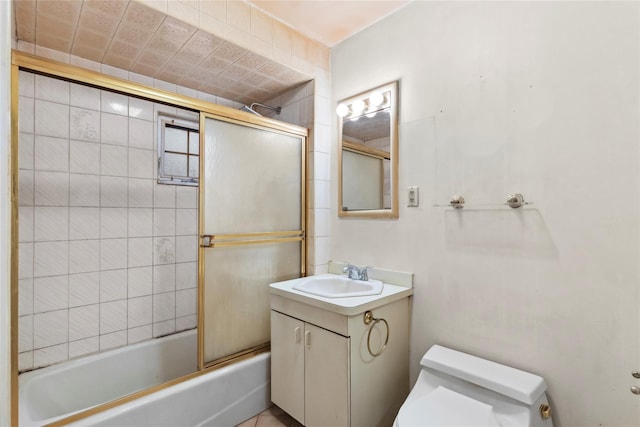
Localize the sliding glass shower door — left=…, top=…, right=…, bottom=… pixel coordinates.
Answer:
left=199, top=114, right=306, bottom=367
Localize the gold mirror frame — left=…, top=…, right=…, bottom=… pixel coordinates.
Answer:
left=338, top=81, right=398, bottom=218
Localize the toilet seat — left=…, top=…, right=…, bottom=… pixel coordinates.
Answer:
left=396, top=386, right=502, bottom=427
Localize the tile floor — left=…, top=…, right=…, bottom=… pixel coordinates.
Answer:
left=236, top=406, right=302, bottom=427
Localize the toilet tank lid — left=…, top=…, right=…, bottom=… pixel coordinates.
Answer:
left=421, top=345, right=547, bottom=405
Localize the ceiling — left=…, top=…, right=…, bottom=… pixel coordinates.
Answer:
left=12, top=0, right=409, bottom=105
left=247, top=0, right=410, bottom=47
left=13, top=0, right=311, bottom=104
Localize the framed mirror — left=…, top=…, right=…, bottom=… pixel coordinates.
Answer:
left=337, top=81, right=398, bottom=218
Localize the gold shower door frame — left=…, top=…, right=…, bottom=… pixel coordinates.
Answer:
left=10, top=51, right=308, bottom=426
left=198, top=112, right=307, bottom=370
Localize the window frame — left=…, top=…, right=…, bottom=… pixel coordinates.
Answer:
left=157, top=114, right=200, bottom=186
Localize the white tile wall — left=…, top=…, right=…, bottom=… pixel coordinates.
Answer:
left=265, top=79, right=329, bottom=273
left=34, top=135, right=69, bottom=172
left=35, top=100, right=69, bottom=138
left=70, top=140, right=100, bottom=174
left=70, top=107, right=100, bottom=142
left=17, top=71, right=199, bottom=372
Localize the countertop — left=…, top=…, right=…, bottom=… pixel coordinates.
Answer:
left=269, top=273, right=413, bottom=316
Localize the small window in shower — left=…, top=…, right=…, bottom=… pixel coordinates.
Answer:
left=158, top=114, right=199, bottom=186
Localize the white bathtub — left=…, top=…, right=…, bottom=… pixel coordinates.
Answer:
left=19, top=330, right=271, bottom=426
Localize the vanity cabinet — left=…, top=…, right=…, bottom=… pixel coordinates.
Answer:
left=271, top=311, right=349, bottom=426
left=270, top=293, right=410, bottom=427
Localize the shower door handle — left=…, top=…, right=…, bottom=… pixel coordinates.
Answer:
left=200, top=235, right=213, bottom=248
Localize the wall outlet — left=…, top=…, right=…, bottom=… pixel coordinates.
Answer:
left=408, top=186, right=419, bottom=207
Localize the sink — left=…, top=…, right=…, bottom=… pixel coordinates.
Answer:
left=292, top=274, right=384, bottom=298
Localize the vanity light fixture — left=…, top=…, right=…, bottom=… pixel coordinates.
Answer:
left=336, top=103, right=350, bottom=117
left=369, top=91, right=384, bottom=107
left=336, top=91, right=391, bottom=120
left=351, top=99, right=365, bottom=115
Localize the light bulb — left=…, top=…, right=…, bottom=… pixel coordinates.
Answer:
left=351, top=99, right=365, bottom=115
left=369, top=91, right=384, bottom=107
left=336, top=103, right=349, bottom=117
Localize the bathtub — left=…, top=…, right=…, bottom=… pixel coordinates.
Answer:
left=19, top=329, right=271, bottom=426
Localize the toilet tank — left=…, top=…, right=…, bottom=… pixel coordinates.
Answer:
left=421, top=345, right=548, bottom=406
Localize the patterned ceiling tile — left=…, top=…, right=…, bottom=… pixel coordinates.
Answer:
left=134, top=50, right=172, bottom=69
left=83, top=0, right=129, bottom=17
left=146, top=36, right=183, bottom=55
left=74, top=28, right=111, bottom=52
left=185, top=30, right=225, bottom=53
left=14, top=0, right=312, bottom=105
left=36, top=0, right=82, bottom=23
left=106, top=39, right=143, bottom=59
left=77, top=8, right=122, bottom=38
left=121, top=1, right=165, bottom=33
left=257, top=61, right=290, bottom=81
left=235, top=51, right=269, bottom=70
left=211, top=42, right=247, bottom=63
left=110, top=25, right=155, bottom=51
left=219, top=63, right=253, bottom=82
left=277, top=68, right=308, bottom=85
left=101, top=54, right=135, bottom=71
left=242, top=72, right=269, bottom=88
left=157, top=16, right=197, bottom=44
left=14, top=1, right=35, bottom=41
left=36, top=16, right=76, bottom=41
left=198, top=55, right=233, bottom=75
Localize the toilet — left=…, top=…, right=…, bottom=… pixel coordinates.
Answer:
left=395, top=345, right=554, bottom=427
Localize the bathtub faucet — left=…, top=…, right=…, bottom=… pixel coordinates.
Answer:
left=343, top=264, right=368, bottom=281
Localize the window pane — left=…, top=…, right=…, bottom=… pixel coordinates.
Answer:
left=188, top=155, right=199, bottom=178
left=189, top=132, right=199, bottom=155
left=164, top=152, right=188, bottom=177
left=165, top=126, right=188, bottom=153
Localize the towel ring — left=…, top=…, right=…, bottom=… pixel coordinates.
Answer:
left=363, top=310, right=389, bottom=357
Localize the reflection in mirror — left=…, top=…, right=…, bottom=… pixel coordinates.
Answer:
left=337, top=81, right=398, bottom=218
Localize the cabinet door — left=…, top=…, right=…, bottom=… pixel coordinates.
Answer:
left=271, top=311, right=305, bottom=424
left=305, top=323, right=350, bottom=427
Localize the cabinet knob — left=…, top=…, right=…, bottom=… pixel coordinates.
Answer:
left=295, top=327, right=301, bottom=343
left=305, top=330, right=311, bottom=348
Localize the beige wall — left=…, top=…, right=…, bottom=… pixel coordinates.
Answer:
left=331, top=2, right=639, bottom=426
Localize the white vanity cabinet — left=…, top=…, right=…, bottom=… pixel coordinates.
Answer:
left=270, top=278, right=412, bottom=427
left=271, top=310, right=349, bottom=426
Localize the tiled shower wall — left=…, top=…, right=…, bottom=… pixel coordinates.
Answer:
left=17, top=71, right=199, bottom=371
left=266, top=80, right=330, bottom=276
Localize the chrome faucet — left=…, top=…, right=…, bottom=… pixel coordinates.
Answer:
left=343, top=264, right=369, bottom=281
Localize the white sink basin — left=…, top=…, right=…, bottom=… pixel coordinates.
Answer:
left=292, top=274, right=384, bottom=298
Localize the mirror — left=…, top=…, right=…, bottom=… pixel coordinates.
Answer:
left=337, top=81, right=398, bottom=218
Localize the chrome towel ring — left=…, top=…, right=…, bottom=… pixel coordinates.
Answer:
left=363, top=310, right=389, bottom=357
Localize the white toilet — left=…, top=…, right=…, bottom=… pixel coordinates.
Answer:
left=395, top=345, right=554, bottom=427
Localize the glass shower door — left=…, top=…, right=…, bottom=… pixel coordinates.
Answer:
left=199, top=114, right=306, bottom=367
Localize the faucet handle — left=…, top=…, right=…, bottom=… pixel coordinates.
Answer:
left=358, top=266, right=369, bottom=281
left=343, top=264, right=359, bottom=279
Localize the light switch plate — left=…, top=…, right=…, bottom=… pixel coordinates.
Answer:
left=408, top=186, right=419, bottom=207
